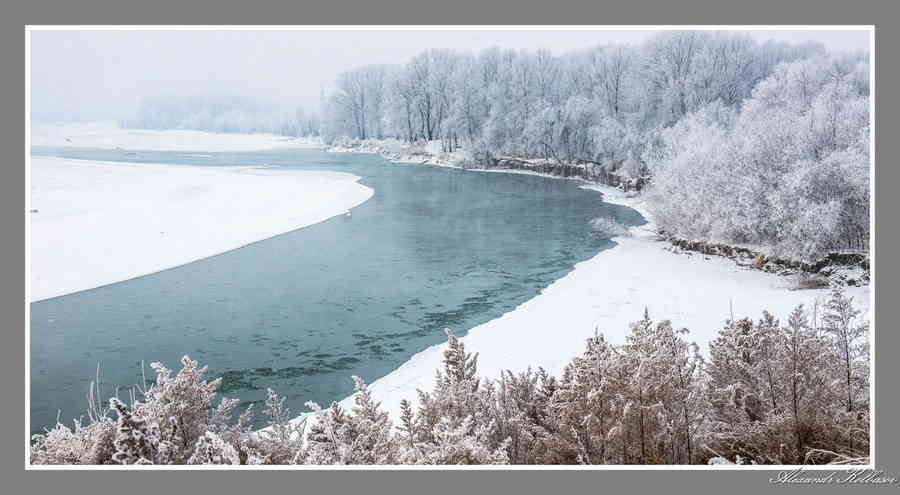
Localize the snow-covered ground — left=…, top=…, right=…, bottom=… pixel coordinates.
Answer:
left=29, top=157, right=373, bottom=301
left=32, top=122, right=323, bottom=152
left=328, top=138, right=471, bottom=168
left=30, top=136, right=869, bottom=429
left=326, top=181, right=871, bottom=423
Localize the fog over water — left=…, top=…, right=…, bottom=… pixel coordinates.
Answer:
left=30, top=28, right=869, bottom=122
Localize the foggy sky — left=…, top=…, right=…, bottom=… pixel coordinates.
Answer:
left=29, top=28, right=871, bottom=122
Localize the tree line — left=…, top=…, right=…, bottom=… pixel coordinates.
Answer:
left=122, top=93, right=321, bottom=138
left=120, top=32, right=870, bottom=260
left=31, top=289, right=869, bottom=465
left=320, top=32, right=870, bottom=260
left=321, top=33, right=832, bottom=156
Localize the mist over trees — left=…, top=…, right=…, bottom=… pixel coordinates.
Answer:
left=320, top=33, right=836, bottom=155
left=317, top=32, right=870, bottom=261
left=117, top=33, right=870, bottom=261
left=122, top=93, right=321, bottom=137
left=31, top=289, right=869, bottom=466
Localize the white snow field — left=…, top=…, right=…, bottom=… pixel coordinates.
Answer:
left=32, top=122, right=323, bottom=152
left=328, top=182, right=871, bottom=423
left=29, top=157, right=373, bottom=301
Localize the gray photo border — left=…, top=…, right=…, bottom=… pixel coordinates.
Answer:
left=2, top=1, right=899, bottom=494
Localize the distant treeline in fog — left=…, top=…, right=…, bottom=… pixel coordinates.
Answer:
left=121, top=93, right=321, bottom=137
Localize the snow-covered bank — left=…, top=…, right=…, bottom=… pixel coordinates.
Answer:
left=325, top=182, right=870, bottom=423
left=29, top=157, right=373, bottom=302
left=328, top=138, right=471, bottom=168
left=32, top=122, right=324, bottom=152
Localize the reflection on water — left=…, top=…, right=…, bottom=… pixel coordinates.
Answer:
left=29, top=147, right=644, bottom=432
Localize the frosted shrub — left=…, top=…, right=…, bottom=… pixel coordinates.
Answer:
left=187, top=432, right=240, bottom=465
left=543, top=334, right=625, bottom=464
left=417, top=416, right=510, bottom=465
left=342, top=376, right=399, bottom=463
left=487, top=368, right=556, bottom=464
left=303, top=377, right=398, bottom=465
left=32, top=291, right=868, bottom=465
left=31, top=355, right=254, bottom=465
left=822, top=288, right=870, bottom=425
left=115, top=356, right=230, bottom=464
left=109, top=398, right=172, bottom=465
left=242, top=389, right=305, bottom=465
left=394, top=330, right=510, bottom=465
left=79, top=419, right=118, bottom=464
left=590, top=217, right=630, bottom=238
left=104, top=356, right=243, bottom=465
left=30, top=418, right=116, bottom=465
left=208, top=396, right=253, bottom=449
left=703, top=289, right=870, bottom=464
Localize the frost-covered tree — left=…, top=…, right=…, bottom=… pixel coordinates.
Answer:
left=187, top=431, right=241, bottom=465
left=317, top=32, right=859, bottom=231
left=546, top=333, right=624, bottom=464
left=820, top=289, right=870, bottom=457
left=326, top=65, right=389, bottom=140
left=241, top=388, right=306, bottom=465
left=645, top=52, right=869, bottom=259
left=395, top=329, right=509, bottom=465
left=487, top=368, right=556, bottom=464
left=822, top=289, right=869, bottom=414
left=703, top=290, right=869, bottom=464
left=613, top=311, right=706, bottom=464
left=303, top=377, right=398, bottom=464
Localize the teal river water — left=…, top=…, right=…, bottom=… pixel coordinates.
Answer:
left=29, top=147, right=644, bottom=433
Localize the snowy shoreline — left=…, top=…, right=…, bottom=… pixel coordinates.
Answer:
left=327, top=139, right=469, bottom=168
left=30, top=156, right=373, bottom=302
left=315, top=151, right=871, bottom=425
left=29, top=131, right=869, bottom=430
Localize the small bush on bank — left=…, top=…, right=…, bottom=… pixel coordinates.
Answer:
left=590, top=217, right=630, bottom=238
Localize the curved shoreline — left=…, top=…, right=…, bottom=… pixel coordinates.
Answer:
left=317, top=174, right=870, bottom=425
left=30, top=156, right=373, bottom=302
left=31, top=145, right=869, bottom=433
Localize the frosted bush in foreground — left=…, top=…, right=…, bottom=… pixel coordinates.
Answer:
left=30, top=290, right=868, bottom=465
left=187, top=432, right=241, bottom=465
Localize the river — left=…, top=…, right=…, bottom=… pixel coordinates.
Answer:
left=29, top=146, right=644, bottom=433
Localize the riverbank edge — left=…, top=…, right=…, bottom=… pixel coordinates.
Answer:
left=30, top=157, right=374, bottom=302
left=277, top=145, right=870, bottom=433
left=327, top=139, right=870, bottom=288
